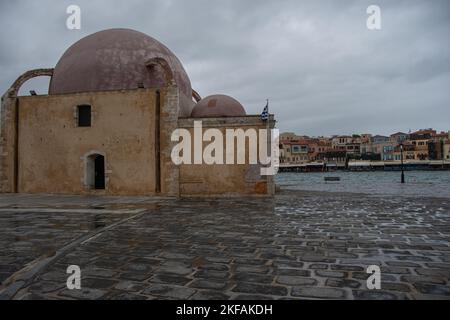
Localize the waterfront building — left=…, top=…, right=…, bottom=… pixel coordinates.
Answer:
left=428, top=132, right=450, bottom=160
left=360, top=134, right=372, bottom=144
left=393, top=143, right=416, bottom=161
left=444, top=140, right=450, bottom=160
left=409, top=130, right=430, bottom=160
left=331, top=135, right=352, bottom=151
left=280, top=132, right=303, bottom=142
left=370, top=135, right=391, bottom=159
left=383, top=144, right=395, bottom=161
left=279, top=138, right=310, bottom=164
left=0, top=29, right=275, bottom=196
left=279, top=129, right=449, bottom=166
left=390, top=132, right=409, bottom=144
left=360, top=142, right=372, bottom=155
left=309, top=140, right=332, bottom=161
left=345, top=142, right=361, bottom=156
left=372, top=135, right=390, bottom=144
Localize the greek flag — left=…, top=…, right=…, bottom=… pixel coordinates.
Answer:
left=261, top=100, right=269, bottom=121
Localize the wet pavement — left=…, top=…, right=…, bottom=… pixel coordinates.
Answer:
left=0, top=191, right=449, bottom=300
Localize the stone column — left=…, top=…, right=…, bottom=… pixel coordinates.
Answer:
left=160, top=85, right=180, bottom=197
left=0, top=93, right=18, bottom=193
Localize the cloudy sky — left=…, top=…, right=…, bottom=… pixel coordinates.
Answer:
left=1, top=0, right=449, bottom=136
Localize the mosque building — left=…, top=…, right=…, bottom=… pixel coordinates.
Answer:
left=0, top=29, right=275, bottom=197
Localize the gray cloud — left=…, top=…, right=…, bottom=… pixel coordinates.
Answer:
left=1, top=0, right=449, bottom=136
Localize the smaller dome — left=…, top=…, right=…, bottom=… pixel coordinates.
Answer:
left=191, top=94, right=246, bottom=118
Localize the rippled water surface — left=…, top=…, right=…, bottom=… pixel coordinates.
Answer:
left=275, top=170, right=450, bottom=198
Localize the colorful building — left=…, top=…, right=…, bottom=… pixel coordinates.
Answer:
left=279, top=129, right=450, bottom=166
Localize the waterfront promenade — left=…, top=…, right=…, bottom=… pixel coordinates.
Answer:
left=0, top=190, right=449, bottom=300
left=279, top=160, right=450, bottom=172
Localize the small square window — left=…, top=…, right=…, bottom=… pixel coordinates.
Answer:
left=77, top=105, right=91, bottom=127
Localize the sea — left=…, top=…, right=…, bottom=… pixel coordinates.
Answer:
left=275, top=170, right=450, bottom=198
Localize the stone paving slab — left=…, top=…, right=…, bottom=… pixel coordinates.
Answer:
left=0, top=191, right=449, bottom=300
left=0, top=208, right=142, bottom=285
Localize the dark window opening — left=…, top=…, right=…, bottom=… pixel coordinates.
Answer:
left=78, top=105, right=91, bottom=127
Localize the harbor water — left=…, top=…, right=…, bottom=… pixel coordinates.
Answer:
left=275, top=170, right=450, bottom=198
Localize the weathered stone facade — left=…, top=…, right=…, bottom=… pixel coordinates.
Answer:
left=0, top=29, right=276, bottom=197
left=0, top=69, right=54, bottom=193
left=178, top=116, right=276, bottom=196
left=0, top=86, right=275, bottom=197
left=16, top=89, right=160, bottom=195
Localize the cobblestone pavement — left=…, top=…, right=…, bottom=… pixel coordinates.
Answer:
left=0, top=191, right=449, bottom=300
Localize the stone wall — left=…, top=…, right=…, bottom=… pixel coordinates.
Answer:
left=15, top=89, right=160, bottom=195
left=1, top=83, right=276, bottom=197
left=177, top=116, right=276, bottom=197
left=0, top=69, right=53, bottom=193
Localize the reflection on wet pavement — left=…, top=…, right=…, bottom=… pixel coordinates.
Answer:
left=0, top=191, right=449, bottom=300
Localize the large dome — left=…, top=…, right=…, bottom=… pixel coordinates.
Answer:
left=191, top=94, right=246, bottom=118
left=49, top=28, right=193, bottom=116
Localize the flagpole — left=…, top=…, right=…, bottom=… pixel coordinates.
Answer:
left=265, top=99, right=270, bottom=192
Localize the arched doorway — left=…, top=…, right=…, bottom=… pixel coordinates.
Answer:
left=86, top=154, right=105, bottom=190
